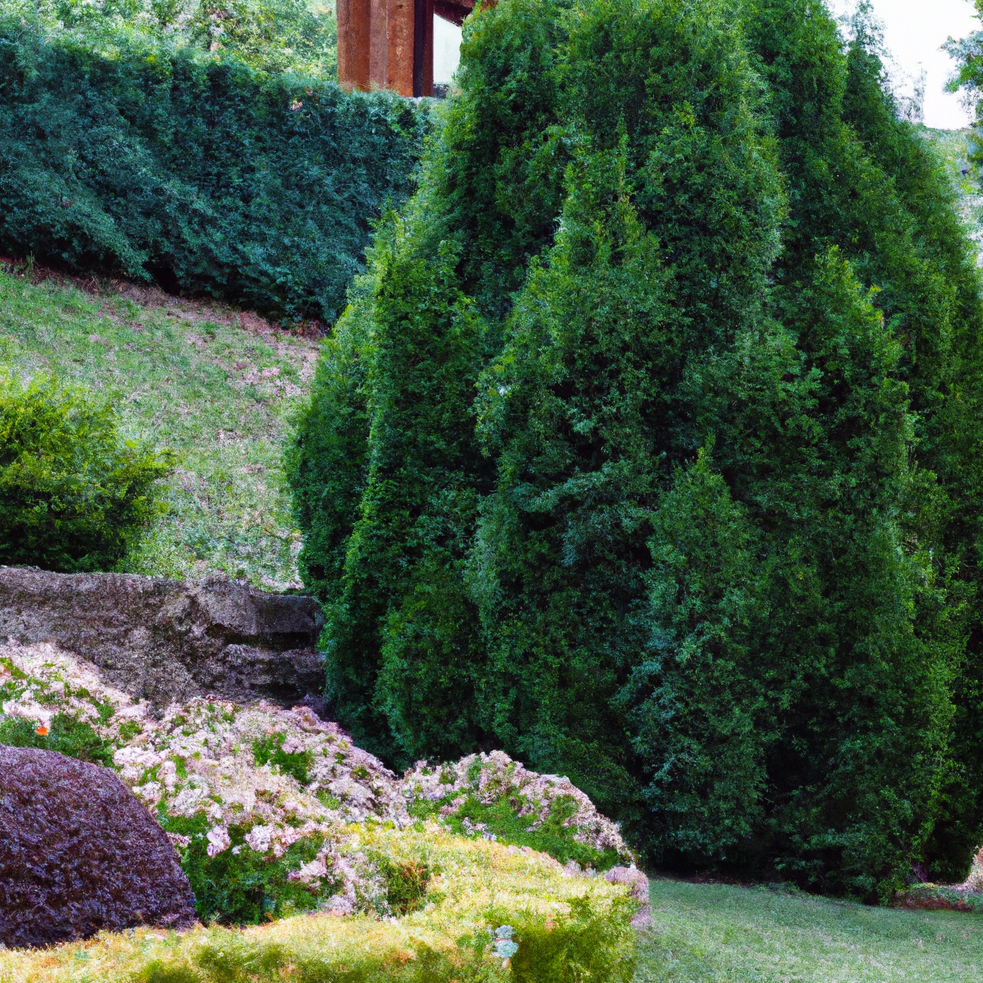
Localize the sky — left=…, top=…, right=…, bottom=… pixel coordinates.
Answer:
left=826, top=0, right=979, bottom=128
left=433, top=17, right=462, bottom=85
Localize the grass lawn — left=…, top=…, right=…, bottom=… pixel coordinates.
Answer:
left=0, top=261, right=320, bottom=590
left=635, top=878, right=983, bottom=982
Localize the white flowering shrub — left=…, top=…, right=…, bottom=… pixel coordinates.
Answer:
left=0, top=644, right=146, bottom=765
left=0, top=642, right=639, bottom=928
left=0, top=642, right=412, bottom=923
left=121, top=696, right=413, bottom=922
left=964, top=846, right=983, bottom=892
left=403, top=751, right=636, bottom=870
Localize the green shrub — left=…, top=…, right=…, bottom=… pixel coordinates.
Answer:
left=291, top=0, right=983, bottom=898
left=371, top=853, right=433, bottom=915
left=0, top=713, right=115, bottom=766
left=0, top=372, right=173, bottom=572
left=433, top=794, right=624, bottom=871
left=162, top=813, right=332, bottom=925
left=3, top=0, right=338, bottom=77
left=0, top=15, right=427, bottom=324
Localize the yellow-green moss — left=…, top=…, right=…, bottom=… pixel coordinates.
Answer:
left=0, top=826, right=638, bottom=983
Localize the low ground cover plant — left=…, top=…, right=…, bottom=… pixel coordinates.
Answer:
left=0, top=642, right=641, bottom=942
left=0, top=370, right=172, bottom=572
left=0, top=832, right=637, bottom=983
left=404, top=751, right=634, bottom=871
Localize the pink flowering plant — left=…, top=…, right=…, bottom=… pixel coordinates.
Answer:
left=402, top=751, right=637, bottom=871
left=967, top=847, right=983, bottom=891
left=0, top=642, right=411, bottom=924
left=0, top=641, right=641, bottom=929
left=0, top=646, right=145, bottom=765
left=117, top=696, right=412, bottom=923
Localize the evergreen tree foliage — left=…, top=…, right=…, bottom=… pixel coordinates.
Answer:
left=290, top=0, right=983, bottom=896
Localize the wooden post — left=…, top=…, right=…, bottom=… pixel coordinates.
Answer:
left=337, top=0, right=435, bottom=97
left=414, top=0, right=435, bottom=98
left=386, top=0, right=415, bottom=95
left=368, top=0, right=389, bottom=90
left=337, top=0, right=372, bottom=92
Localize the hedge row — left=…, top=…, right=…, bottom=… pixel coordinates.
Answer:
left=0, top=16, right=428, bottom=323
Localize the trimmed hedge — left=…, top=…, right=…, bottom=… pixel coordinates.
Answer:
left=0, top=16, right=429, bottom=323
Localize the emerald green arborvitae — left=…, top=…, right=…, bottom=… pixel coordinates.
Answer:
left=289, top=0, right=983, bottom=897
left=290, top=0, right=572, bottom=761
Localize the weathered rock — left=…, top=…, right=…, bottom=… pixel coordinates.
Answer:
left=0, top=566, right=325, bottom=711
left=0, top=746, right=197, bottom=948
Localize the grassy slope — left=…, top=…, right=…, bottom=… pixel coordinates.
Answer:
left=0, top=261, right=319, bottom=590
left=635, top=879, right=982, bottom=982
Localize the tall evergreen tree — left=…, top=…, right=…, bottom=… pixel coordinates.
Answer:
left=469, top=0, right=784, bottom=823
left=290, top=0, right=983, bottom=896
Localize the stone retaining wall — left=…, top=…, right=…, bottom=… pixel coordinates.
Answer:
left=0, top=566, right=325, bottom=712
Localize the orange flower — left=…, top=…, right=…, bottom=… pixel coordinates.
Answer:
left=36, top=725, right=48, bottom=736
